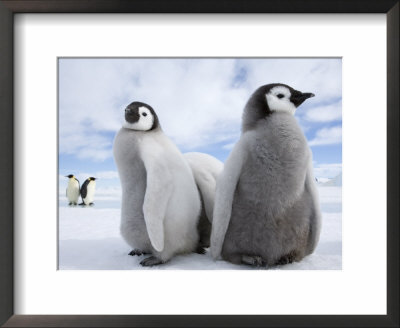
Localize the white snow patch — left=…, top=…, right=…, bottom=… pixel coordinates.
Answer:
left=59, top=186, right=342, bottom=270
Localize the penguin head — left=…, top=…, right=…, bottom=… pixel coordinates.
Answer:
left=266, top=84, right=315, bottom=114
left=88, top=177, right=97, bottom=182
left=242, top=83, right=314, bottom=131
left=65, top=174, right=74, bottom=179
left=123, top=101, right=160, bottom=131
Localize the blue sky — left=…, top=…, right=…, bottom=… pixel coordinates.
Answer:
left=58, top=58, right=342, bottom=201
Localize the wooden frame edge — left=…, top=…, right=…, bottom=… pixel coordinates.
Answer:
left=1, top=1, right=398, bottom=327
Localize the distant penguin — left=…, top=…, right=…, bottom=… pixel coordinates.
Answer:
left=80, top=177, right=97, bottom=206
left=211, top=83, right=321, bottom=267
left=183, top=152, right=223, bottom=250
left=113, top=101, right=201, bottom=266
left=65, top=174, right=80, bottom=205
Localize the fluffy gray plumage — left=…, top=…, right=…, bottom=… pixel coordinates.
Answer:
left=210, top=83, right=321, bottom=267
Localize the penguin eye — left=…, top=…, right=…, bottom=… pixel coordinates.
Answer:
left=142, top=112, right=147, bottom=117
left=277, top=94, right=284, bottom=99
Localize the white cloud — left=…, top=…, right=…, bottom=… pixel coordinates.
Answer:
left=59, top=58, right=342, bottom=161
left=303, top=100, right=342, bottom=122
left=75, top=171, right=119, bottom=181
left=222, top=142, right=235, bottom=150
left=243, top=58, right=342, bottom=100
left=309, top=126, right=342, bottom=146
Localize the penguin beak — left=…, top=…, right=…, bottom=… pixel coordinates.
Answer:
left=290, top=92, right=315, bottom=108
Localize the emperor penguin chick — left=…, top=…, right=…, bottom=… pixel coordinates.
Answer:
left=65, top=174, right=80, bottom=205
left=80, top=177, right=97, bottom=206
left=184, top=152, right=224, bottom=251
left=113, top=101, right=201, bottom=266
left=211, top=83, right=321, bottom=267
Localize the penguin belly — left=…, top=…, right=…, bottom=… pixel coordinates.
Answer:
left=66, top=180, right=80, bottom=204
left=220, top=124, right=314, bottom=266
left=222, top=181, right=313, bottom=266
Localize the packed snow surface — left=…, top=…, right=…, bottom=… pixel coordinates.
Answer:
left=59, top=186, right=342, bottom=270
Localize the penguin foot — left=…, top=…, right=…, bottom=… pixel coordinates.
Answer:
left=241, top=255, right=266, bottom=267
left=89, top=202, right=94, bottom=206
left=195, top=246, right=207, bottom=255
left=275, top=252, right=296, bottom=266
left=140, top=256, right=164, bottom=267
left=128, top=249, right=149, bottom=256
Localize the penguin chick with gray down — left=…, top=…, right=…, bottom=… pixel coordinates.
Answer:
left=80, top=177, right=97, bottom=206
left=113, top=101, right=201, bottom=266
left=65, top=174, right=80, bottom=205
left=183, top=152, right=224, bottom=251
left=211, top=83, right=321, bottom=267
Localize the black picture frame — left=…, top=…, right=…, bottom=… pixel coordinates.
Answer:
left=0, top=1, right=398, bottom=327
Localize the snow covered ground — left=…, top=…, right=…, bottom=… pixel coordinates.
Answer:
left=58, top=186, right=342, bottom=270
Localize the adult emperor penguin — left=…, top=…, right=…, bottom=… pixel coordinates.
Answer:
left=183, top=152, right=224, bottom=250
left=113, top=101, right=201, bottom=266
left=65, top=174, right=80, bottom=205
left=210, top=83, right=321, bottom=267
left=80, top=177, right=97, bottom=206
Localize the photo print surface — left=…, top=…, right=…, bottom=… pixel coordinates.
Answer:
left=58, top=58, right=342, bottom=270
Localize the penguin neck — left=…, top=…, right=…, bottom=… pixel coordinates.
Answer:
left=123, top=124, right=162, bottom=135
left=242, top=110, right=296, bottom=133
left=68, top=179, right=78, bottom=187
left=241, top=104, right=272, bottom=133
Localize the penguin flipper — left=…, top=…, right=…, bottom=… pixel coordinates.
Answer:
left=210, top=137, right=249, bottom=260
left=80, top=180, right=88, bottom=199
left=142, top=160, right=173, bottom=253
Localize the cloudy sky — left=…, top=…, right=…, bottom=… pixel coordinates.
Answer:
left=58, top=58, right=342, bottom=203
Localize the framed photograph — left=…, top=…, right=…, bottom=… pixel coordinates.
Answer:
left=0, top=1, right=398, bottom=327
left=57, top=57, right=342, bottom=271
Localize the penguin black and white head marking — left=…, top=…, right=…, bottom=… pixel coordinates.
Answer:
left=123, top=101, right=160, bottom=131
left=242, top=83, right=314, bottom=132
